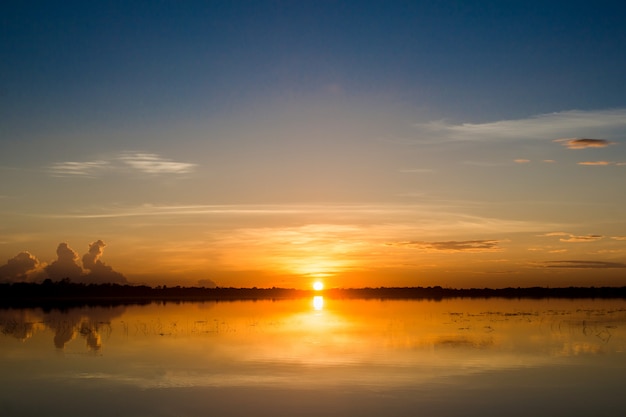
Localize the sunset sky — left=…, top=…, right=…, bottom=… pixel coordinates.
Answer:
left=2, top=1, right=626, bottom=288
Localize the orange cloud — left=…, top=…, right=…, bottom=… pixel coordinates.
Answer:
left=543, top=260, right=626, bottom=269
left=541, top=232, right=603, bottom=242
left=578, top=161, right=612, bottom=166
left=387, top=240, right=502, bottom=253
left=554, top=138, right=616, bottom=149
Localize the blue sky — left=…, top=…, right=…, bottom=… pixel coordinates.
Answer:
left=1, top=1, right=626, bottom=288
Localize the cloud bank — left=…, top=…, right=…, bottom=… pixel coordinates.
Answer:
left=0, top=241, right=127, bottom=284
left=0, top=252, right=39, bottom=282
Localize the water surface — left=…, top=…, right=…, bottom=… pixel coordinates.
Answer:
left=1, top=297, right=625, bottom=416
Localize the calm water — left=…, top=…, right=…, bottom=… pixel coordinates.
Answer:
left=1, top=297, right=626, bottom=417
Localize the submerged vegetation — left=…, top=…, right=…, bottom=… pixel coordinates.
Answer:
left=2, top=279, right=626, bottom=308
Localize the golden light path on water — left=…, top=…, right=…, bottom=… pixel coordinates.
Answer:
left=1, top=297, right=626, bottom=417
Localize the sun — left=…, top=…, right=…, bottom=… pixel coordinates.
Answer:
left=313, top=281, right=324, bottom=291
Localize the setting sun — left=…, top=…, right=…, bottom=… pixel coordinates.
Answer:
left=313, top=281, right=324, bottom=291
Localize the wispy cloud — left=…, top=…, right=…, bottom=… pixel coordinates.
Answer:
left=577, top=161, right=621, bottom=166
left=119, top=152, right=196, bottom=174
left=49, top=161, right=110, bottom=177
left=413, top=109, right=626, bottom=143
left=386, top=240, right=502, bottom=253
left=541, top=232, right=603, bottom=242
left=542, top=260, right=626, bottom=269
left=514, top=159, right=531, bottom=164
left=553, top=138, right=617, bottom=149
left=48, top=152, right=197, bottom=178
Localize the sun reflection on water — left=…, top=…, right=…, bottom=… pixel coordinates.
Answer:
left=313, top=295, right=324, bottom=311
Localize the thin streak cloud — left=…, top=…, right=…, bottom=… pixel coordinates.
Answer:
left=543, top=260, right=626, bottom=269
left=386, top=240, right=502, bottom=253
left=48, top=152, right=197, bottom=178
left=541, top=232, right=603, bottom=242
left=578, top=161, right=613, bottom=166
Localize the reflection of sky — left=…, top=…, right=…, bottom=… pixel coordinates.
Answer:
left=1, top=299, right=625, bottom=389
left=2, top=299, right=626, bottom=416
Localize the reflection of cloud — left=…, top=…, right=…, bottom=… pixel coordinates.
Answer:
left=82, top=240, right=128, bottom=284
left=48, top=152, right=196, bottom=178
left=44, top=243, right=83, bottom=281
left=543, top=260, right=626, bottom=269
left=554, top=138, right=617, bottom=149
left=541, top=232, right=603, bottom=243
left=387, top=240, right=502, bottom=253
left=0, top=252, right=39, bottom=282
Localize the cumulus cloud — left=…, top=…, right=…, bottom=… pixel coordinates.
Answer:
left=387, top=240, right=502, bottom=253
left=48, top=152, right=196, bottom=178
left=81, top=240, right=128, bottom=284
left=197, top=279, right=218, bottom=288
left=553, top=138, right=617, bottom=149
left=541, top=232, right=603, bottom=243
left=44, top=243, right=83, bottom=280
left=543, top=260, right=626, bottom=269
left=0, top=252, right=40, bottom=282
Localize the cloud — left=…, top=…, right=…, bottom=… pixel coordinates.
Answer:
left=611, top=236, right=626, bottom=241
left=514, top=159, right=531, bottom=164
left=578, top=161, right=613, bottom=166
left=48, top=161, right=110, bottom=177
left=0, top=252, right=40, bottom=282
left=542, top=159, right=556, bottom=163
left=541, top=232, right=603, bottom=242
left=81, top=240, right=128, bottom=284
left=197, top=279, right=218, bottom=288
left=119, top=152, right=196, bottom=174
left=553, top=138, right=617, bottom=149
left=414, top=109, right=626, bottom=143
left=44, top=243, right=83, bottom=280
left=48, top=152, right=196, bottom=178
left=543, top=260, right=626, bottom=269
left=387, top=240, right=502, bottom=253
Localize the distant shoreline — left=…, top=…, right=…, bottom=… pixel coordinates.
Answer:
left=2, top=281, right=626, bottom=308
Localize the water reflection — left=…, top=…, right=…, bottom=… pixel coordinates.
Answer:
left=312, top=295, right=324, bottom=311
left=1, top=298, right=626, bottom=416
left=0, top=306, right=124, bottom=352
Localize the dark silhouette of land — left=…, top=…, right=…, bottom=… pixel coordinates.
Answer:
left=2, top=279, right=626, bottom=309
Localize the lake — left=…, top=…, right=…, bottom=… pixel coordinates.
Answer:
left=1, top=297, right=625, bottom=416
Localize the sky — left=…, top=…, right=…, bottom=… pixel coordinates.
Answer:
left=1, top=0, right=626, bottom=289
